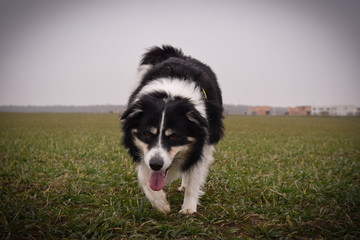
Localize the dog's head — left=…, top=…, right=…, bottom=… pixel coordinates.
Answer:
left=121, top=94, right=208, bottom=190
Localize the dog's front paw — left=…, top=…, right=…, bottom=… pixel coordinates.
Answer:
left=153, top=201, right=171, bottom=214
left=158, top=203, right=171, bottom=214
left=177, top=186, right=186, bottom=191
left=179, top=207, right=196, bottom=215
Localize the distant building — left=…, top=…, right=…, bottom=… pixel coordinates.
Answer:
left=249, top=106, right=271, bottom=116
left=223, top=104, right=249, bottom=115
left=312, top=105, right=358, bottom=116
left=271, top=107, right=288, bottom=116
left=355, top=107, right=360, bottom=116
left=286, top=106, right=311, bottom=116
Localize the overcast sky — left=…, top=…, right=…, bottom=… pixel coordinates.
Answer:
left=0, top=0, right=359, bottom=107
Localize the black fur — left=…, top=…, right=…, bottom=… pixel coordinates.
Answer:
left=140, top=45, right=184, bottom=66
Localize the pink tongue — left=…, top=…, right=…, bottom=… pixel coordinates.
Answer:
left=149, top=171, right=166, bottom=191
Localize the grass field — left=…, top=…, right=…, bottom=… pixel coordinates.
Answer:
left=0, top=113, right=359, bottom=239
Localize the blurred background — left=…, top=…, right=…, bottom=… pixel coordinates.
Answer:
left=0, top=0, right=359, bottom=109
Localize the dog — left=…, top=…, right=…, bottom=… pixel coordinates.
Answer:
left=121, top=45, right=224, bottom=214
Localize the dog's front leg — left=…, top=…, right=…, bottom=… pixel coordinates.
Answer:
left=179, top=145, right=214, bottom=214
left=179, top=170, right=200, bottom=214
left=177, top=173, right=188, bottom=191
left=179, top=163, right=208, bottom=214
left=137, top=163, right=171, bottom=214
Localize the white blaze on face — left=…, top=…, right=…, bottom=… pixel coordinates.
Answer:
left=143, top=110, right=172, bottom=171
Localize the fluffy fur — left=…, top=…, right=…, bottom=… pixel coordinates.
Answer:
left=121, top=45, right=224, bottom=214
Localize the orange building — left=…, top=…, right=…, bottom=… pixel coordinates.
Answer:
left=287, top=106, right=311, bottom=116
left=249, top=106, right=271, bottom=116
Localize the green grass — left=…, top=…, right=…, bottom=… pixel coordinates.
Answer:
left=0, top=113, right=359, bottom=239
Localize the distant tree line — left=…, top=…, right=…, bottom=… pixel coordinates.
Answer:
left=0, top=104, right=288, bottom=115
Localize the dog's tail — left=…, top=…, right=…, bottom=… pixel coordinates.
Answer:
left=140, top=45, right=185, bottom=66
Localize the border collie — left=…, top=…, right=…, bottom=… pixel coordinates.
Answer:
left=121, top=45, right=224, bottom=214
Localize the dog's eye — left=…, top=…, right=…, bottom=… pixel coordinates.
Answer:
left=168, top=134, right=177, bottom=141
left=143, top=131, right=154, bottom=140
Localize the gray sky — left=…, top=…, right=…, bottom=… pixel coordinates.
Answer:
left=0, top=0, right=359, bottom=107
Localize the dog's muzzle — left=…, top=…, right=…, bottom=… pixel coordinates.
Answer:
left=149, top=156, right=164, bottom=171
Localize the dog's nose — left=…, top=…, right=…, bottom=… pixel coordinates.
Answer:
left=149, top=157, right=164, bottom=171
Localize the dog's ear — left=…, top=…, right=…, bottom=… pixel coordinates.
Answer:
left=121, top=95, right=159, bottom=122
left=121, top=103, right=143, bottom=121
left=120, top=101, right=146, bottom=128
left=120, top=102, right=145, bottom=163
left=186, top=110, right=208, bottom=128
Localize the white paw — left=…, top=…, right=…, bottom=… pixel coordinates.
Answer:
left=155, top=202, right=171, bottom=214
left=179, top=208, right=196, bottom=215
left=177, top=186, right=186, bottom=191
